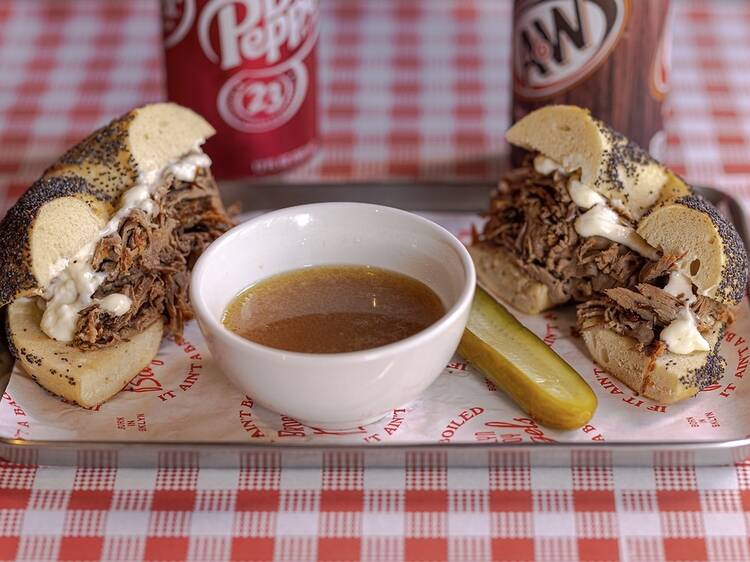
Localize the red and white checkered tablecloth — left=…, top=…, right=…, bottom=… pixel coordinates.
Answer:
left=3, top=1, right=750, bottom=561
left=3, top=461, right=750, bottom=562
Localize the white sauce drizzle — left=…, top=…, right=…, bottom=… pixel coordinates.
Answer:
left=532, top=153, right=657, bottom=259
left=659, top=271, right=710, bottom=355
left=660, top=308, right=711, bottom=355
left=40, top=148, right=211, bottom=342
left=99, top=293, right=133, bottom=316
left=574, top=205, right=659, bottom=261
left=663, top=271, right=694, bottom=302
left=533, top=155, right=562, bottom=176
left=567, top=179, right=606, bottom=210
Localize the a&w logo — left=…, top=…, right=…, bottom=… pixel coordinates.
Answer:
left=198, top=0, right=318, bottom=70
left=513, top=0, right=629, bottom=99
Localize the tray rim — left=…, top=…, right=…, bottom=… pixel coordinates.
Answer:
left=2, top=434, right=750, bottom=452
left=1, top=184, right=748, bottom=466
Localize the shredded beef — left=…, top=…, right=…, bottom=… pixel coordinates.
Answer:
left=476, top=157, right=660, bottom=304
left=72, top=169, right=233, bottom=350
left=576, top=284, right=732, bottom=351
left=478, top=153, right=736, bottom=351
left=694, top=295, right=734, bottom=325
left=606, top=284, right=682, bottom=326
left=639, top=253, right=681, bottom=284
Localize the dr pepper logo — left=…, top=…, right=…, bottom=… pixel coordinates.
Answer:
left=162, top=0, right=318, bottom=133
left=197, top=0, right=318, bottom=71
left=513, top=0, right=630, bottom=99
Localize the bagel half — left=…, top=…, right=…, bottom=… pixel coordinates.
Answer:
left=0, top=103, right=232, bottom=407
left=7, top=299, right=163, bottom=407
left=0, top=103, right=215, bottom=302
left=474, top=105, right=748, bottom=403
left=581, top=322, right=726, bottom=404
left=638, top=196, right=747, bottom=306
left=505, top=104, right=690, bottom=220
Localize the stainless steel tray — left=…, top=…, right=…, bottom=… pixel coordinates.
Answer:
left=1, top=184, right=747, bottom=468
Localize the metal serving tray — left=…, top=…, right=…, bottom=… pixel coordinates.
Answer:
left=0, top=184, right=748, bottom=469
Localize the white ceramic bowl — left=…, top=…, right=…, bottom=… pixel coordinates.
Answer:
left=190, top=203, right=475, bottom=428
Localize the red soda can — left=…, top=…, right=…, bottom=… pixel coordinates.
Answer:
left=161, top=0, right=320, bottom=179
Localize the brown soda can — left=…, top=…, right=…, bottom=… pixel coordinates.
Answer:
left=511, top=0, right=671, bottom=159
left=161, top=0, right=320, bottom=180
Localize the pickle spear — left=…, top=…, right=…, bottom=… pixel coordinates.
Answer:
left=458, top=287, right=597, bottom=429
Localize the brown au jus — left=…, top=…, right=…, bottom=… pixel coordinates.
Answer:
left=222, top=265, right=445, bottom=354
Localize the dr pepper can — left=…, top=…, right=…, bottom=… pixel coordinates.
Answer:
left=161, top=0, right=320, bottom=179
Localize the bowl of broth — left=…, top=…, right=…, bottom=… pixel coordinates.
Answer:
left=190, top=202, right=475, bottom=428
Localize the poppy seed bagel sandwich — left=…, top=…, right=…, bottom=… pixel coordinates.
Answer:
left=0, top=103, right=233, bottom=407
left=473, top=105, right=748, bottom=403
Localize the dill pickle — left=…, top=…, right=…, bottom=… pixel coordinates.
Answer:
left=458, top=287, right=597, bottom=429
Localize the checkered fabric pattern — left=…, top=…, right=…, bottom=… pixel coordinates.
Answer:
left=3, top=1, right=750, bottom=561
left=4, top=460, right=750, bottom=562
left=2, top=1, right=748, bottom=207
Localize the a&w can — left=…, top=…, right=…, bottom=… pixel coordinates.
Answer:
left=162, top=0, right=319, bottom=179
left=511, top=0, right=671, bottom=159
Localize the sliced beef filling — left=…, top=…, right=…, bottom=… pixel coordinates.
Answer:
left=477, top=153, right=735, bottom=355
left=72, top=169, right=233, bottom=350
left=476, top=155, right=659, bottom=304
left=577, top=284, right=733, bottom=351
